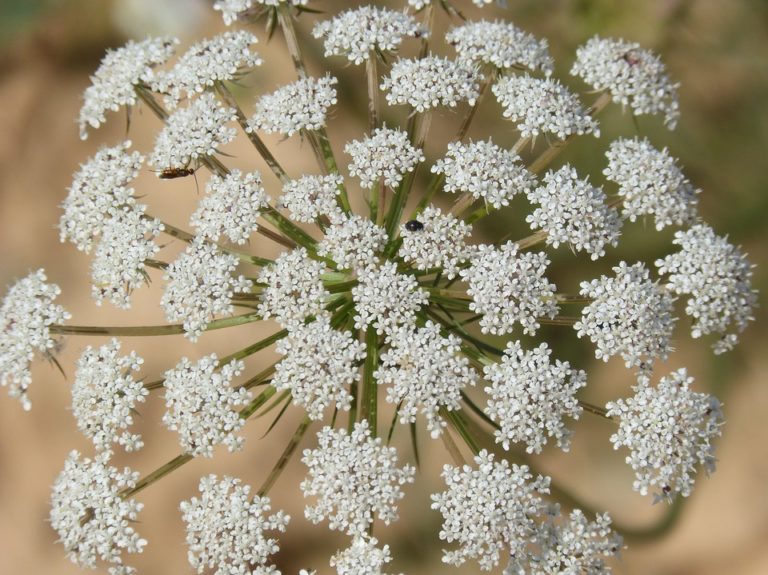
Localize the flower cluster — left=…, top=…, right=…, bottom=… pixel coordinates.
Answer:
left=49, top=451, right=145, bottom=574
left=248, top=75, right=338, bottom=136
left=71, top=339, right=148, bottom=453
left=162, top=355, right=251, bottom=457
left=0, top=269, right=69, bottom=410
left=1, top=2, right=758, bottom=574
left=301, top=422, right=415, bottom=536
left=180, top=474, right=289, bottom=575
left=606, top=369, right=724, bottom=501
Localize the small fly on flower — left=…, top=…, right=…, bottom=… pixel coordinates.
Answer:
left=158, top=167, right=196, bottom=179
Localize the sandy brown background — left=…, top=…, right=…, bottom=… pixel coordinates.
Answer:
left=1, top=0, right=767, bottom=573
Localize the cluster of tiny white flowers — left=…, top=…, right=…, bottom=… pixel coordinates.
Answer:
left=49, top=450, right=145, bottom=574
left=606, top=369, right=724, bottom=501
left=78, top=37, right=176, bottom=139
left=399, top=206, right=473, bottom=278
left=460, top=243, right=557, bottom=336
left=330, top=536, right=397, bottom=575
left=446, top=20, right=553, bottom=74
left=656, top=224, right=757, bottom=353
left=483, top=341, right=586, bottom=454
left=507, top=506, right=622, bottom=574
left=162, top=355, right=251, bottom=457
left=604, top=137, right=699, bottom=229
left=90, top=205, right=163, bottom=308
left=161, top=241, right=252, bottom=340
left=179, top=474, right=289, bottom=575
left=492, top=75, right=599, bottom=139
left=431, top=450, right=550, bottom=571
left=345, top=126, right=425, bottom=189
left=274, top=317, right=366, bottom=419
left=572, top=36, right=680, bottom=129
left=60, top=141, right=144, bottom=253
left=301, top=421, right=415, bottom=536
left=150, top=93, right=237, bottom=170
left=152, top=30, right=262, bottom=108
left=376, top=321, right=478, bottom=438
left=279, top=174, right=344, bottom=223
left=576, top=262, right=676, bottom=370
left=213, top=0, right=254, bottom=25
left=257, top=247, right=329, bottom=329
left=71, top=339, right=148, bottom=453
left=214, top=0, right=309, bottom=24
left=431, top=139, right=537, bottom=209
left=313, top=6, right=421, bottom=65
left=0, top=269, right=70, bottom=410
left=352, top=262, right=429, bottom=335
left=318, top=215, right=388, bottom=271
left=248, top=76, right=338, bottom=136
left=190, top=170, right=268, bottom=244
left=381, top=56, right=480, bottom=112
left=527, top=165, right=622, bottom=259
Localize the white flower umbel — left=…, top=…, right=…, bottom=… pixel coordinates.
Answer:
left=273, top=317, right=366, bottom=420
left=431, top=450, right=550, bottom=571
left=163, top=354, right=251, bottom=457
left=492, top=75, right=599, bottom=140
left=381, top=56, right=481, bottom=112
left=301, top=421, right=415, bottom=536
left=460, top=242, right=557, bottom=336
left=50, top=451, right=146, bottom=574
left=376, top=321, right=477, bottom=438
left=257, top=247, right=330, bottom=330
left=352, top=261, right=429, bottom=335
left=213, top=0, right=253, bottom=25
left=180, top=474, right=289, bottom=575
left=606, top=369, right=724, bottom=501
left=60, top=141, right=144, bottom=253
left=330, top=536, right=397, bottom=575
left=190, top=169, right=268, bottom=244
left=431, top=139, right=537, bottom=210
left=152, top=30, right=262, bottom=108
left=318, top=214, right=388, bottom=271
left=313, top=6, right=421, bottom=65
left=527, top=165, right=622, bottom=260
left=0, top=269, right=70, bottom=411
left=576, top=262, right=676, bottom=370
left=483, top=341, right=586, bottom=454
left=161, top=240, right=252, bottom=340
left=345, top=126, right=425, bottom=189
left=247, top=75, right=338, bottom=137
left=507, top=506, right=622, bottom=574
left=90, top=205, right=163, bottom=309
left=398, top=206, right=472, bottom=279
left=150, top=93, right=236, bottom=171
left=446, top=20, right=553, bottom=74
left=572, top=36, right=680, bottom=129
left=215, top=0, right=308, bottom=24
left=280, top=174, right=344, bottom=224
left=604, top=137, right=699, bottom=229
left=71, top=339, right=148, bottom=453
left=78, top=37, right=176, bottom=139
left=656, top=224, right=757, bottom=353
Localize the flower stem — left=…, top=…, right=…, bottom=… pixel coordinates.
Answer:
left=258, top=415, right=313, bottom=497
left=360, top=326, right=380, bottom=436
left=213, top=82, right=290, bottom=184
left=51, top=312, right=260, bottom=337
left=526, top=91, right=612, bottom=175
left=156, top=217, right=273, bottom=266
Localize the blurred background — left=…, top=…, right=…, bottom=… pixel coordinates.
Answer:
left=0, top=0, right=766, bottom=573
